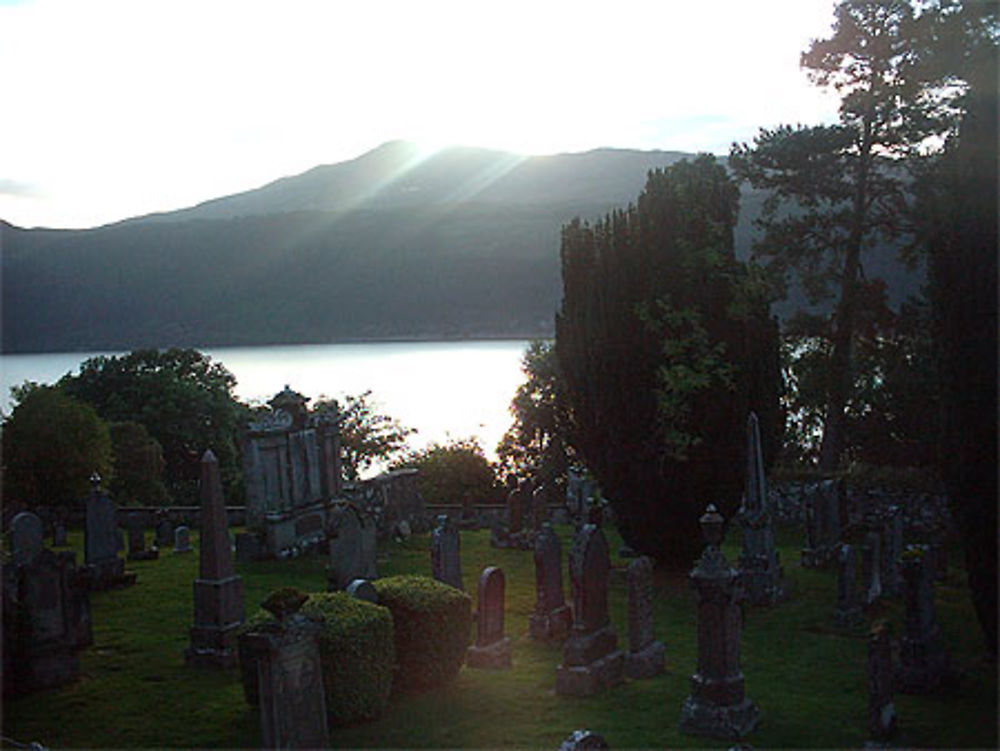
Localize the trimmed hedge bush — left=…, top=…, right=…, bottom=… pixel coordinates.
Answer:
left=238, top=591, right=395, bottom=726
left=373, top=574, right=472, bottom=694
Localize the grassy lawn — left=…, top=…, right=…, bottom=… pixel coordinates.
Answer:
left=3, top=523, right=995, bottom=749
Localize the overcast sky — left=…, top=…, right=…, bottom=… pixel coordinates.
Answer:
left=1, top=0, right=842, bottom=229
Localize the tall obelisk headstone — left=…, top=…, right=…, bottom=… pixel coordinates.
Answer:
left=679, top=505, right=760, bottom=740
left=186, top=450, right=245, bottom=668
left=737, top=413, right=786, bottom=605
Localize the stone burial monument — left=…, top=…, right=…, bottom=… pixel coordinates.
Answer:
left=897, top=545, right=952, bottom=693
left=466, top=566, right=512, bottom=669
left=126, top=516, right=158, bottom=562
left=801, top=478, right=842, bottom=568
left=2, top=511, right=93, bottom=696
left=242, top=386, right=343, bottom=558
left=83, top=474, right=136, bottom=590
left=430, top=514, right=463, bottom=590
left=528, top=522, right=573, bottom=643
left=555, top=523, right=624, bottom=696
left=625, top=556, right=665, bottom=679
left=239, top=590, right=329, bottom=750
left=679, top=504, right=759, bottom=740
left=186, top=450, right=245, bottom=668
left=326, top=502, right=377, bottom=591
left=737, top=412, right=786, bottom=606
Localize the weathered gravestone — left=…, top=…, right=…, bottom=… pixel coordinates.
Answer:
left=173, top=525, right=192, bottom=553
left=10, top=511, right=45, bottom=567
left=868, top=621, right=897, bottom=741
left=801, top=479, right=841, bottom=568
left=240, top=594, right=329, bottom=750
left=834, top=543, right=863, bottom=627
left=459, top=491, right=478, bottom=529
left=154, top=514, right=174, bottom=550
left=186, top=450, right=245, bottom=668
left=126, top=519, right=158, bottom=561
left=559, top=729, right=610, bottom=750
left=2, top=547, right=93, bottom=695
left=897, top=545, right=951, bottom=693
left=430, top=514, right=463, bottom=590
left=881, top=506, right=904, bottom=597
left=529, top=522, right=573, bottom=642
left=625, top=556, right=665, bottom=679
left=679, top=505, right=759, bottom=740
left=555, top=523, right=624, bottom=696
left=84, top=478, right=135, bottom=589
left=737, top=412, right=787, bottom=605
left=346, top=578, right=378, bottom=603
left=52, top=521, right=68, bottom=547
left=531, top=484, right=548, bottom=531
left=234, top=532, right=264, bottom=563
left=861, top=529, right=883, bottom=604
left=327, top=504, right=377, bottom=591
left=467, top=566, right=512, bottom=669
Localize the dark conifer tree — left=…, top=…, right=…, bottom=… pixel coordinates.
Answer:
left=556, top=156, right=780, bottom=566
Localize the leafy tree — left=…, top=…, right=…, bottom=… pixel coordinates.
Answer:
left=730, top=0, right=986, bottom=473
left=58, top=348, right=244, bottom=502
left=396, top=438, right=497, bottom=506
left=555, top=156, right=781, bottom=567
left=1, top=384, right=113, bottom=508
left=314, top=391, right=415, bottom=482
left=495, top=340, right=573, bottom=490
left=108, top=421, right=171, bottom=506
left=912, top=0, right=997, bottom=655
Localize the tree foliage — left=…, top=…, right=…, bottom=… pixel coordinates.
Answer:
left=108, top=421, right=171, bottom=506
left=58, top=348, right=244, bottom=502
left=730, top=0, right=992, bottom=473
left=396, top=438, right=496, bottom=506
left=1, top=384, right=113, bottom=508
left=555, top=156, right=781, bottom=567
left=495, top=340, right=573, bottom=490
left=314, top=391, right=415, bottom=482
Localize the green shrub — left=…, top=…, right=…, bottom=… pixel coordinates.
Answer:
left=237, top=592, right=395, bottom=726
left=373, top=575, right=472, bottom=694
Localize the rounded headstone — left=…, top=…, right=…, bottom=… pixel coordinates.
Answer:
left=345, top=578, right=378, bottom=604
left=10, top=511, right=45, bottom=566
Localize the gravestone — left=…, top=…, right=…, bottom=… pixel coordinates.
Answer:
left=242, top=613, right=329, bottom=749
left=881, top=506, right=904, bottom=597
left=235, top=532, right=264, bottom=563
left=559, top=730, right=610, bottom=750
left=154, top=515, right=174, bottom=550
left=897, top=545, right=951, bottom=693
left=430, top=514, right=463, bottom=590
left=10, top=511, right=45, bottom=567
left=173, top=526, right=192, bottom=553
left=531, top=484, right=548, bottom=531
left=737, top=412, right=786, bottom=605
left=52, top=522, right=68, bottom=547
left=679, top=505, right=760, bottom=740
left=327, top=504, right=376, bottom=591
left=868, top=621, right=896, bottom=741
left=83, top=479, right=135, bottom=589
left=528, top=522, right=573, bottom=642
left=801, top=479, right=841, bottom=568
left=126, top=521, right=158, bottom=562
left=834, top=543, right=863, bottom=627
left=555, top=524, right=624, bottom=696
left=861, top=530, right=883, bottom=604
left=186, top=450, right=245, bottom=668
left=467, top=566, right=512, bottom=669
left=346, top=578, right=378, bottom=603
left=2, top=548, right=92, bottom=695
left=625, top=556, right=665, bottom=679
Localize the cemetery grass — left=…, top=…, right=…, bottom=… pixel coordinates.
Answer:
left=3, top=526, right=996, bottom=749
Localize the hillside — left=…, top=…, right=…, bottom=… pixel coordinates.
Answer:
left=1, top=142, right=921, bottom=353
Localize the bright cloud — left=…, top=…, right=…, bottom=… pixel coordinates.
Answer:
left=0, top=0, right=840, bottom=228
